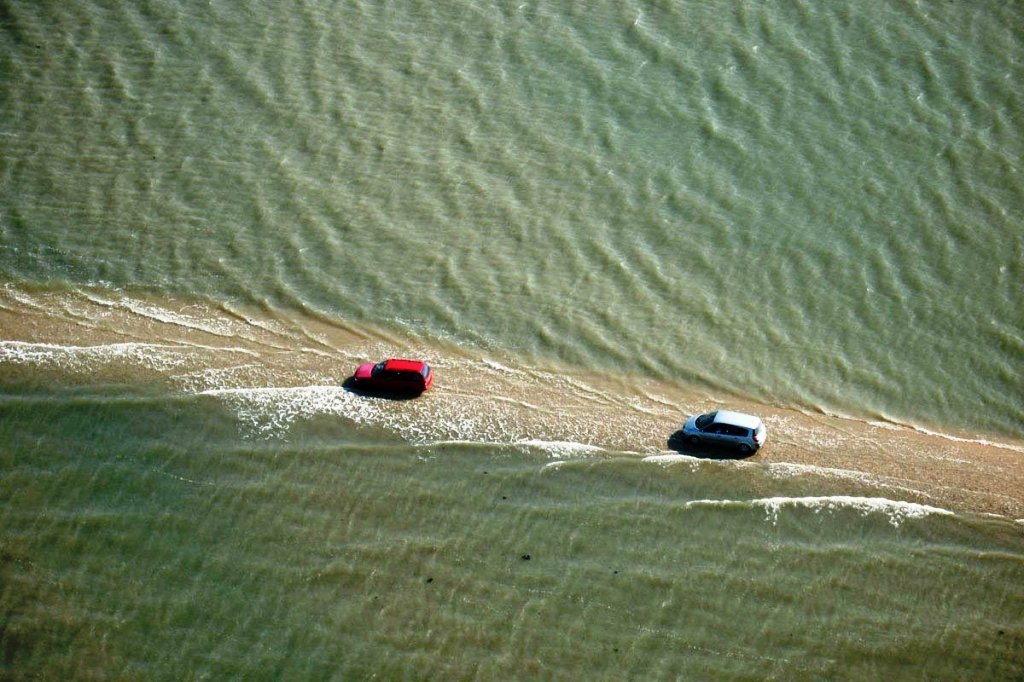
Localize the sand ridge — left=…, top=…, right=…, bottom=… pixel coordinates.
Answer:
left=2, top=284, right=1022, bottom=519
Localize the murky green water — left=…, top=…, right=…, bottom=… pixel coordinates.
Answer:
left=3, top=387, right=1022, bottom=679
left=2, top=1, right=1022, bottom=678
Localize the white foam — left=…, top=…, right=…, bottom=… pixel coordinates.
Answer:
left=171, top=364, right=266, bottom=393
left=850, top=415, right=1024, bottom=454
left=514, top=439, right=605, bottom=458
left=766, top=462, right=879, bottom=486
left=764, top=462, right=938, bottom=499
left=413, top=438, right=500, bottom=448
left=683, top=495, right=953, bottom=527
left=198, top=384, right=470, bottom=443
left=195, top=383, right=616, bottom=449
left=644, top=453, right=691, bottom=464
left=220, top=305, right=293, bottom=338
left=906, top=425, right=1024, bottom=454
left=482, top=359, right=521, bottom=375
left=0, top=340, right=194, bottom=371
left=199, top=385, right=387, bottom=439
left=1, top=284, right=45, bottom=310
left=172, top=342, right=257, bottom=357
left=298, top=347, right=334, bottom=358
left=83, top=294, right=238, bottom=337
left=642, top=453, right=706, bottom=473
left=643, top=453, right=700, bottom=466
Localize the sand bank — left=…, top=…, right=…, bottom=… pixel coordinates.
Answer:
left=2, top=284, right=1021, bottom=519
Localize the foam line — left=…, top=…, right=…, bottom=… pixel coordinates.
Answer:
left=764, top=462, right=939, bottom=499
left=643, top=453, right=698, bottom=465
left=0, top=340, right=191, bottom=364
left=785, top=405, right=1024, bottom=454
left=901, top=425, right=1024, bottom=454
left=82, top=294, right=238, bottom=337
left=683, top=495, right=953, bottom=527
left=514, top=439, right=606, bottom=457
left=0, top=340, right=254, bottom=363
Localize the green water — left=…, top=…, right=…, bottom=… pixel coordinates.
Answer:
left=2, top=389, right=1022, bottom=679
left=2, top=0, right=1022, bottom=433
left=2, top=1, right=1023, bottom=678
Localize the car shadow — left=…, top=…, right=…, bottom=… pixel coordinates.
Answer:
left=666, top=431, right=756, bottom=460
left=341, top=376, right=425, bottom=401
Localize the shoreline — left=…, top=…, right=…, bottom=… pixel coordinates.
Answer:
left=2, top=284, right=1022, bottom=520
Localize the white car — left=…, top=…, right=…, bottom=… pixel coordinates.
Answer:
left=680, top=410, right=766, bottom=455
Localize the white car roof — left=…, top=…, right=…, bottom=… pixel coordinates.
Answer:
left=713, top=410, right=763, bottom=429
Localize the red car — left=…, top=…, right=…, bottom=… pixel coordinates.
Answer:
left=352, top=358, right=434, bottom=394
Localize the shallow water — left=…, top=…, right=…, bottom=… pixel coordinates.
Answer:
left=2, top=381, right=1023, bottom=680
left=3, top=0, right=1022, bottom=435
left=1, top=287, right=1022, bottom=679
left=1, top=1, right=1023, bottom=678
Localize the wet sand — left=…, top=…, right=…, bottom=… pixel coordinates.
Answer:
left=2, top=284, right=1022, bottom=520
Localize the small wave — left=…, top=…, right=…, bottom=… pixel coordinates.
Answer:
left=839, top=413, right=1024, bottom=454
left=412, top=439, right=491, bottom=448
left=197, top=385, right=368, bottom=439
left=0, top=340, right=196, bottom=371
left=904, top=425, right=1024, bottom=455
left=764, top=462, right=937, bottom=499
left=171, top=364, right=267, bottom=393
left=641, top=453, right=707, bottom=473
left=218, top=303, right=294, bottom=339
left=514, top=439, right=606, bottom=458
left=83, top=293, right=239, bottom=338
left=198, top=384, right=527, bottom=445
left=767, top=461, right=873, bottom=480
left=1, top=284, right=47, bottom=311
left=778, top=409, right=1024, bottom=455
left=683, top=496, right=954, bottom=527
left=482, top=359, right=522, bottom=375
left=643, top=453, right=696, bottom=465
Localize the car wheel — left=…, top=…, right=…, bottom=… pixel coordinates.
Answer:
left=686, top=435, right=700, bottom=446
left=737, top=444, right=752, bottom=456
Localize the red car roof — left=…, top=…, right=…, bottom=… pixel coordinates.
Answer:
left=383, top=358, right=428, bottom=372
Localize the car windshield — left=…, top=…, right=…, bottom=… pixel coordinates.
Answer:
left=420, top=364, right=430, bottom=378
left=695, top=412, right=717, bottom=429
left=372, top=361, right=387, bottom=375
